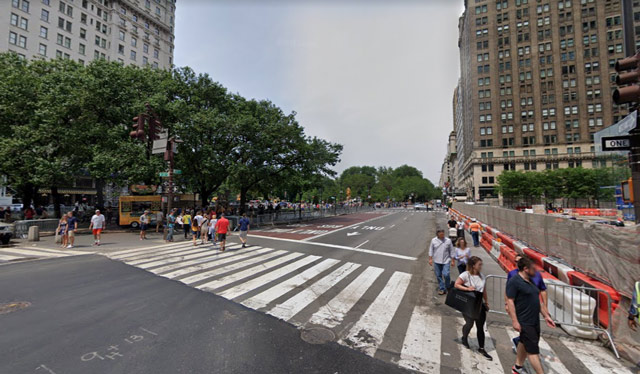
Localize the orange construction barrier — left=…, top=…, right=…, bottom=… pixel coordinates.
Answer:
left=523, top=248, right=547, bottom=268
left=568, top=272, right=621, bottom=329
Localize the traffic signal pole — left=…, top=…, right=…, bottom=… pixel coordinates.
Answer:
left=630, top=123, right=640, bottom=224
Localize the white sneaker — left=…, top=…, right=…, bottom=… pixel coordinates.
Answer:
left=67, top=245, right=73, bottom=249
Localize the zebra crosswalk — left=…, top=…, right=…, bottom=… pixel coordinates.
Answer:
left=104, top=241, right=635, bottom=374
left=0, top=245, right=87, bottom=262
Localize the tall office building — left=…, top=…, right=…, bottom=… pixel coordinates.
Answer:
left=454, top=0, right=631, bottom=201
left=0, top=0, right=176, bottom=69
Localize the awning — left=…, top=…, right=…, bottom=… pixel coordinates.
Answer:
left=38, top=188, right=97, bottom=195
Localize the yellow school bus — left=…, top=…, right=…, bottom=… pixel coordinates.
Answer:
left=118, top=195, right=162, bottom=228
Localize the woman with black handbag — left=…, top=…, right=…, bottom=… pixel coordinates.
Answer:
left=454, top=256, right=493, bottom=361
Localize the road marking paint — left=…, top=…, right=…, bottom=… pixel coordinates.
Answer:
left=247, top=235, right=417, bottom=261
left=0, top=248, right=68, bottom=258
left=0, top=253, right=23, bottom=261
left=151, top=247, right=263, bottom=275
left=180, top=250, right=288, bottom=285
left=339, top=271, right=412, bottom=356
left=398, top=306, right=442, bottom=374
left=157, top=248, right=273, bottom=279
left=13, top=246, right=88, bottom=256
left=267, top=262, right=360, bottom=321
left=107, top=241, right=192, bottom=257
left=110, top=242, right=195, bottom=260
left=389, top=224, right=396, bottom=228
left=457, top=317, right=505, bottom=374
left=127, top=247, right=214, bottom=266
left=301, top=212, right=394, bottom=241
left=505, top=328, right=571, bottom=374
left=241, top=258, right=341, bottom=310
left=213, top=255, right=321, bottom=299
left=137, top=244, right=249, bottom=269
left=560, top=337, right=634, bottom=374
left=355, top=240, right=369, bottom=249
left=308, top=266, right=384, bottom=328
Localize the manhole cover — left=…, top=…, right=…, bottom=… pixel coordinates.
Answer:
left=0, top=301, right=30, bottom=315
left=301, top=327, right=335, bottom=345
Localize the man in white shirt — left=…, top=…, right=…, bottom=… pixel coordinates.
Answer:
left=429, top=229, right=455, bottom=295
left=193, top=212, right=204, bottom=239
left=89, top=210, right=106, bottom=246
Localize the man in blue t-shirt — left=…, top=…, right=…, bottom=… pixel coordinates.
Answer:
left=505, top=254, right=548, bottom=354
left=237, top=213, right=251, bottom=248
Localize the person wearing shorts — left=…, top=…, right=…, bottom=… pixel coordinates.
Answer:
left=208, top=215, right=218, bottom=249
left=506, top=257, right=556, bottom=374
left=140, top=210, right=150, bottom=240
left=89, top=210, right=106, bottom=246
left=66, top=211, right=77, bottom=248
left=237, top=213, right=250, bottom=248
left=214, top=213, right=230, bottom=251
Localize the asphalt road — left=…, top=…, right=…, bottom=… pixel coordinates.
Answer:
left=0, top=255, right=411, bottom=374
left=2, top=209, right=634, bottom=374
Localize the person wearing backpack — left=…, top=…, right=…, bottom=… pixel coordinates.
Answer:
left=191, top=211, right=201, bottom=246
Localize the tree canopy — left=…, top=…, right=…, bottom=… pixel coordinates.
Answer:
left=0, top=53, right=341, bottom=215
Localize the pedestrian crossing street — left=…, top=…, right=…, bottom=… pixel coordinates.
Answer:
left=104, top=240, right=635, bottom=374
left=0, top=246, right=87, bottom=263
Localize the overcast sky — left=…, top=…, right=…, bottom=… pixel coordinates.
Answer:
left=174, top=0, right=464, bottom=184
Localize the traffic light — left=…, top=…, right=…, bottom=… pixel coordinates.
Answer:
left=613, top=53, right=640, bottom=105
left=129, top=115, right=146, bottom=140
left=148, top=118, right=163, bottom=140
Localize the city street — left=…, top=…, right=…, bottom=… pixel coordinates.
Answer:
left=1, top=210, right=634, bottom=374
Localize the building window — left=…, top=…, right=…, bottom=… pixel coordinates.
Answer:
left=41, top=9, right=49, bottom=22
left=119, top=30, right=125, bottom=41
left=153, top=49, right=159, bottom=59
left=18, top=35, right=27, bottom=48
left=118, top=44, right=125, bottom=54
left=80, top=28, right=86, bottom=39
left=130, top=50, right=136, bottom=60
left=10, top=13, right=19, bottom=27
left=21, top=0, right=30, bottom=12
left=143, top=56, right=148, bottom=65
left=38, top=43, right=47, bottom=56
left=40, top=26, right=48, bottom=39
left=79, top=43, right=85, bottom=55
left=131, top=38, right=137, bottom=47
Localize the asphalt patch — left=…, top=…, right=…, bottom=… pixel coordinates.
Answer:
left=0, top=255, right=412, bottom=374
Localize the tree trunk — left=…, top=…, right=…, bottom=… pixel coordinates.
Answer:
left=239, top=187, right=248, bottom=214
left=199, top=187, right=212, bottom=209
left=51, top=185, right=62, bottom=219
left=20, top=183, right=36, bottom=212
left=95, top=178, right=105, bottom=211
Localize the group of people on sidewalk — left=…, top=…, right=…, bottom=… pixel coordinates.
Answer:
left=430, top=217, right=556, bottom=374
left=159, top=210, right=251, bottom=252
left=56, top=209, right=106, bottom=247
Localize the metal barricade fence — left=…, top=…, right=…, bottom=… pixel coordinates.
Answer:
left=14, top=219, right=61, bottom=238
left=484, top=275, right=620, bottom=359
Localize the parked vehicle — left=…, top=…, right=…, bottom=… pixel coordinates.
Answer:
left=595, top=220, right=625, bottom=227
left=414, top=203, right=427, bottom=210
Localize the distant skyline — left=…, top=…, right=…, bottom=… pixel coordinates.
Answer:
left=174, top=0, right=464, bottom=183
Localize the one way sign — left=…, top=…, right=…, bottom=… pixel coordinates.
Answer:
left=601, top=136, right=631, bottom=151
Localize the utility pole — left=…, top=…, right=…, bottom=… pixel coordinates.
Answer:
left=622, top=0, right=636, bottom=57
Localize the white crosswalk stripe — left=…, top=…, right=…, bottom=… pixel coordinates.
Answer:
left=104, top=242, right=633, bottom=374
left=201, top=253, right=315, bottom=296
left=308, top=266, right=384, bottom=328
left=180, top=250, right=289, bottom=285
left=339, top=271, right=412, bottom=356
left=133, top=244, right=243, bottom=268
left=267, top=262, right=360, bottom=321
left=398, top=306, right=442, bottom=373
left=0, top=246, right=88, bottom=262
left=505, top=327, right=572, bottom=374
left=457, top=317, right=505, bottom=374
left=153, top=247, right=267, bottom=277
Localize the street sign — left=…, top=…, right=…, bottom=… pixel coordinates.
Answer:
left=158, top=170, right=182, bottom=177
left=601, top=136, right=632, bottom=151
left=151, top=129, right=169, bottom=154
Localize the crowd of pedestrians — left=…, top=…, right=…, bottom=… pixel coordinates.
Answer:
left=157, top=208, right=248, bottom=252
left=435, top=213, right=558, bottom=372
